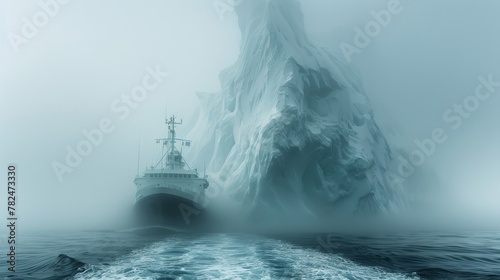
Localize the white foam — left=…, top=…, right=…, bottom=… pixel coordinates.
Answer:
left=75, top=235, right=419, bottom=279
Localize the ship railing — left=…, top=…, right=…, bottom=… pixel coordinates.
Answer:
left=136, top=185, right=204, bottom=199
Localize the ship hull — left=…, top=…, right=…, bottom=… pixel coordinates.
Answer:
left=134, top=193, right=207, bottom=229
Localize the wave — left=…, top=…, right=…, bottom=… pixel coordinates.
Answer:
left=74, top=234, right=417, bottom=279
left=6, top=254, right=86, bottom=280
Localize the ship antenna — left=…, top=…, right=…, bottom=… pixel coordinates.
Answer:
left=167, top=115, right=183, bottom=169
left=164, top=96, right=168, bottom=122
left=164, top=96, right=168, bottom=137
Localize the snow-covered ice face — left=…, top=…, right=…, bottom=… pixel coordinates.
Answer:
left=187, top=0, right=408, bottom=225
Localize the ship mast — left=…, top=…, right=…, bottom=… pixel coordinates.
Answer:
left=153, top=115, right=192, bottom=170
left=166, top=115, right=182, bottom=169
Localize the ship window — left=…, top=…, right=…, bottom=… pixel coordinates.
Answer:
left=163, top=174, right=167, bottom=177
left=174, top=174, right=178, bottom=178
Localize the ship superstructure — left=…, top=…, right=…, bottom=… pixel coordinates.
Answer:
left=134, top=115, right=208, bottom=227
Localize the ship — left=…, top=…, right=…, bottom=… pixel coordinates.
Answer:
left=134, top=115, right=209, bottom=228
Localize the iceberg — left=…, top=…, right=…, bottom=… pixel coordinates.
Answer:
left=187, top=0, right=408, bottom=221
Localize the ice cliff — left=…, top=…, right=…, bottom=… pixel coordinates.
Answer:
left=187, top=0, right=407, bottom=221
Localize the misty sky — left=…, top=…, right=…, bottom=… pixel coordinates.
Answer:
left=1, top=0, right=500, bottom=229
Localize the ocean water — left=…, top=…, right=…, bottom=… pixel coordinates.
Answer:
left=2, top=229, right=500, bottom=279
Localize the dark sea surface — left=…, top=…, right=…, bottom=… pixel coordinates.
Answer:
left=2, top=229, right=500, bottom=279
